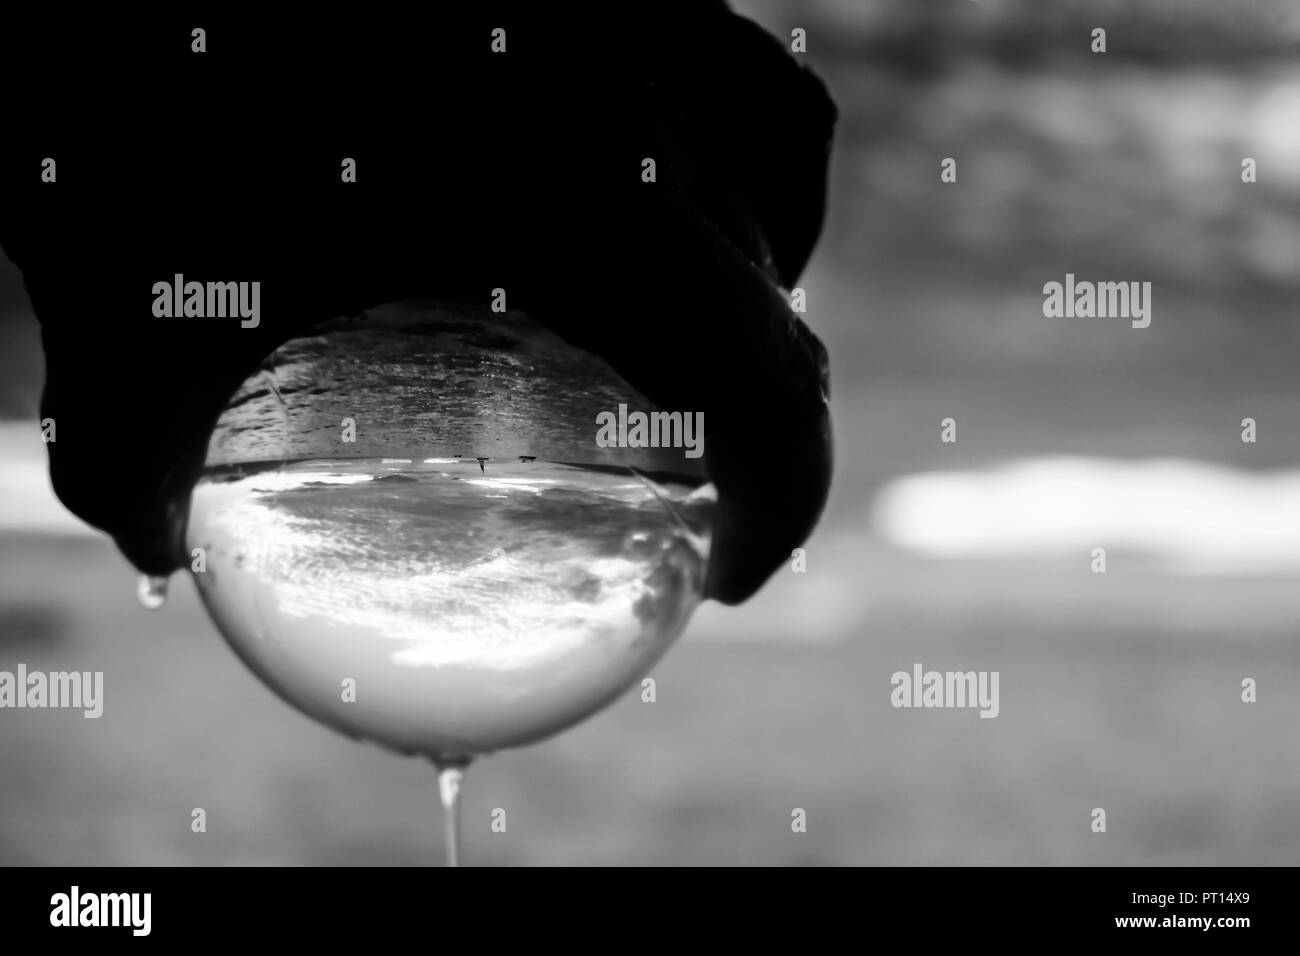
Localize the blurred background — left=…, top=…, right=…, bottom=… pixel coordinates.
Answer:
left=3, top=0, right=1300, bottom=864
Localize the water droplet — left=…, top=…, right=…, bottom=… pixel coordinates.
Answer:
left=137, top=575, right=169, bottom=611
left=435, top=758, right=470, bottom=867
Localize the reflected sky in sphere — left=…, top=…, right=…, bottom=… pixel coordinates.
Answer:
left=187, top=305, right=714, bottom=760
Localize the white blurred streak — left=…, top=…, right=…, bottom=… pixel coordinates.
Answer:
left=1251, top=77, right=1300, bottom=189
left=0, top=421, right=96, bottom=537
left=872, top=456, right=1300, bottom=574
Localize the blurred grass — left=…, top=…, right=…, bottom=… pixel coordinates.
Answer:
left=2, top=535, right=1298, bottom=865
